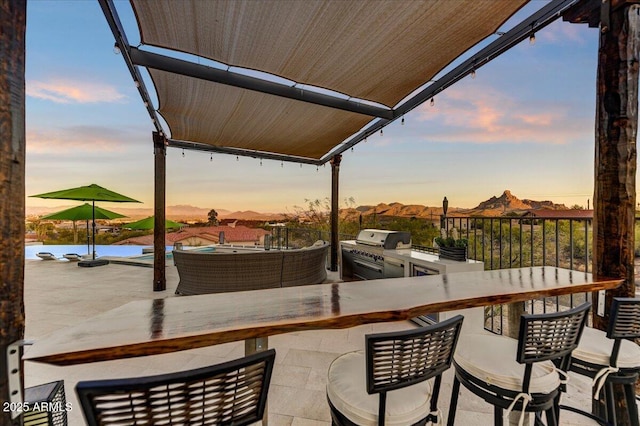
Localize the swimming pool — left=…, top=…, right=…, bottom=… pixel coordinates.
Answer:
left=133, top=246, right=216, bottom=260
left=25, top=245, right=176, bottom=260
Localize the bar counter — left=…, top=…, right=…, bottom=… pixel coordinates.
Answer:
left=24, top=266, right=622, bottom=366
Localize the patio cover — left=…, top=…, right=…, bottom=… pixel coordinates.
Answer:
left=129, top=0, right=531, bottom=161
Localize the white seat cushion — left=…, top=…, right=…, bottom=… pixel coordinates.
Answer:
left=327, top=351, right=432, bottom=426
left=454, top=334, right=560, bottom=394
left=572, top=326, right=640, bottom=369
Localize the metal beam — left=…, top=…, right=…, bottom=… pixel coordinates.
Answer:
left=98, top=0, right=165, bottom=136
left=330, top=155, right=341, bottom=272
left=129, top=48, right=394, bottom=120
left=167, top=139, right=322, bottom=165
left=153, top=132, right=167, bottom=292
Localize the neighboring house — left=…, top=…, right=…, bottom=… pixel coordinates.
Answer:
left=114, top=225, right=270, bottom=246
left=523, top=209, right=593, bottom=219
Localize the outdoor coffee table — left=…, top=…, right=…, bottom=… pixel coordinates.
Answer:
left=24, top=266, right=622, bottom=366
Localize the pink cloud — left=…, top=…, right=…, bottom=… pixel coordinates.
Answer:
left=26, top=126, right=130, bottom=153
left=27, top=79, right=126, bottom=104
left=538, top=20, right=587, bottom=44
left=414, top=85, right=589, bottom=145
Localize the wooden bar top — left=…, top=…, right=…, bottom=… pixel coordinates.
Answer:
left=24, top=267, right=622, bottom=366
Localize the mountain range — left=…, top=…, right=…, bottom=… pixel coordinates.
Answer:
left=26, top=190, right=568, bottom=222
left=339, top=190, right=568, bottom=220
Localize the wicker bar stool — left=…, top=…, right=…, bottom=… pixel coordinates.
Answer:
left=564, top=297, right=640, bottom=426
left=447, top=302, right=591, bottom=426
left=76, top=349, right=276, bottom=426
left=326, top=315, right=464, bottom=426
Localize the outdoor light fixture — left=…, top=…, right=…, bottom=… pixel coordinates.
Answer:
left=134, top=80, right=140, bottom=88
left=430, top=98, right=435, bottom=106
left=113, top=43, right=121, bottom=54
left=470, top=69, right=476, bottom=79
left=529, top=23, right=536, bottom=45
left=380, top=129, right=383, bottom=136
left=401, top=116, right=405, bottom=125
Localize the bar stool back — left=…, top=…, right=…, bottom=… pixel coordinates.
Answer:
left=568, top=297, right=640, bottom=426
left=76, top=349, right=276, bottom=426
left=447, top=302, right=591, bottom=426
left=327, top=315, right=464, bottom=426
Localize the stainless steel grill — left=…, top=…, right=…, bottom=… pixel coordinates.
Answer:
left=340, top=229, right=411, bottom=280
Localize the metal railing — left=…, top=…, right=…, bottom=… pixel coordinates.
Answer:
left=267, top=227, right=349, bottom=250
left=272, top=217, right=635, bottom=334
left=443, top=215, right=595, bottom=334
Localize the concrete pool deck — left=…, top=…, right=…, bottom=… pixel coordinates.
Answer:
left=22, top=259, right=610, bottom=425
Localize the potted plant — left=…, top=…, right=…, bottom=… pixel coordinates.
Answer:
left=434, top=228, right=468, bottom=261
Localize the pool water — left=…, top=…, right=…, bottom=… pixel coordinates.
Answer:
left=134, top=246, right=216, bottom=260
left=25, top=245, right=176, bottom=260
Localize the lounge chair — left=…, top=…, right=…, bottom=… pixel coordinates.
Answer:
left=36, top=252, right=57, bottom=261
left=63, top=253, right=83, bottom=261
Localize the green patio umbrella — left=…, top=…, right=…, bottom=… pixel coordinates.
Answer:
left=41, top=203, right=126, bottom=252
left=124, top=216, right=183, bottom=230
left=31, top=184, right=140, bottom=259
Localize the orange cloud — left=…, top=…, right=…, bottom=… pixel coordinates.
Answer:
left=27, top=79, right=126, bottom=104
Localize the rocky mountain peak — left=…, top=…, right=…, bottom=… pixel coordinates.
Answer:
left=467, top=190, right=567, bottom=214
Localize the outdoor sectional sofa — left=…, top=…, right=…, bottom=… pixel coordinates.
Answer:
left=173, top=241, right=329, bottom=295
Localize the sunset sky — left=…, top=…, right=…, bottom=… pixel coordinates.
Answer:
left=25, top=1, right=609, bottom=213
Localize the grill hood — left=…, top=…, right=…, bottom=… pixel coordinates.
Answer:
left=355, top=229, right=411, bottom=249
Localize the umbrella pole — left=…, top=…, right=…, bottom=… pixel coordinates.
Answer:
left=86, top=220, right=90, bottom=256
left=92, top=200, right=96, bottom=259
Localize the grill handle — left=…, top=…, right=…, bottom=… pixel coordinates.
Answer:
left=353, top=260, right=383, bottom=274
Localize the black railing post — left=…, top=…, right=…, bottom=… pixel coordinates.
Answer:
left=489, top=218, right=494, bottom=270
left=481, top=218, right=486, bottom=264
left=585, top=219, right=590, bottom=273
left=509, top=219, right=513, bottom=268
left=542, top=219, right=546, bottom=266
left=530, top=219, right=534, bottom=266
left=569, top=219, right=574, bottom=271
left=556, top=219, right=560, bottom=267
left=519, top=218, right=523, bottom=267
left=498, top=218, right=503, bottom=269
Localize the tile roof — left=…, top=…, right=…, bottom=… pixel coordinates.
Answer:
left=525, top=209, right=594, bottom=219
left=114, top=225, right=270, bottom=246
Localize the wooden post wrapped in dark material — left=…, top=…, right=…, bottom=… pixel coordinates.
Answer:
left=0, top=1, right=26, bottom=424
left=592, top=3, right=640, bottom=424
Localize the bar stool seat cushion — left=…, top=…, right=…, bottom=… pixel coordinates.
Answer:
left=572, top=327, right=640, bottom=369
left=327, top=351, right=432, bottom=425
left=454, top=334, right=560, bottom=394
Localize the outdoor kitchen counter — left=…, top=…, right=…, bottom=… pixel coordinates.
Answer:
left=24, top=266, right=622, bottom=366
left=383, top=249, right=484, bottom=275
